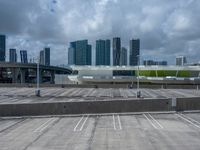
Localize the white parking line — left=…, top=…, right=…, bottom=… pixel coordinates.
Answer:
left=113, top=115, right=116, bottom=130
left=181, top=114, right=200, bottom=125
left=73, top=116, right=84, bottom=131
left=176, top=114, right=200, bottom=129
left=143, top=114, right=158, bottom=129
left=73, top=115, right=89, bottom=132
left=148, top=113, right=164, bottom=129
left=34, top=118, right=58, bottom=132
left=117, top=115, right=122, bottom=130
left=113, top=114, right=122, bottom=130
left=79, top=116, right=89, bottom=131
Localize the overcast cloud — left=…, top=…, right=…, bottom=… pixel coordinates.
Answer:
left=0, top=0, right=200, bottom=65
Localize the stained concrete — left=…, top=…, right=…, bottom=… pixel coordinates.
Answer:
left=1, top=113, right=200, bottom=150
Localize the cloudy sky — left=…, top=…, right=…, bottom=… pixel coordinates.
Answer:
left=0, top=0, right=200, bottom=65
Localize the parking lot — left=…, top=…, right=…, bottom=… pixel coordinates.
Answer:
left=0, top=112, right=200, bottom=150
left=0, top=88, right=199, bottom=104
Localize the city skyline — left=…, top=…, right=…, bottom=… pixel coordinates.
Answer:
left=0, top=0, right=200, bottom=65
left=0, top=34, right=189, bottom=67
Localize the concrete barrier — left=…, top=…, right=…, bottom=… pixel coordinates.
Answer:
left=176, top=97, right=200, bottom=111
left=0, top=98, right=171, bottom=116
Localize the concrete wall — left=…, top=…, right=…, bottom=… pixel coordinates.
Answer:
left=176, top=97, right=200, bottom=111
left=0, top=83, right=199, bottom=89
left=0, top=98, right=171, bottom=116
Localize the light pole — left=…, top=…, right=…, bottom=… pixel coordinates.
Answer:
left=35, top=56, right=40, bottom=96
left=136, top=55, right=141, bottom=98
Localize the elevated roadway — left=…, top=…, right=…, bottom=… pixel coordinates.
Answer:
left=0, top=62, right=72, bottom=84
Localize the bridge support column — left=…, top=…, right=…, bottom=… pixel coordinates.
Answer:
left=50, top=71, right=55, bottom=84
left=11, top=68, right=20, bottom=83
left=20, top=69, right=26, bottom=84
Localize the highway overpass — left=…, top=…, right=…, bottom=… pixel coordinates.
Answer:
left=0, top=62, right=72, bottom=84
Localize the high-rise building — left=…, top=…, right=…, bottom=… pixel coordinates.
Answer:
left=176, top=56, right=187, bottom=66
left=96, top=39, right=111, bottom=66
left=9, top=49, right=17, bottom=63
left=130, top=39, right=140, bottom=66
left=0, top=35, right=6, bottom=62
left=105, top=40, right=111, bottom=65
left=96, top=40, right=105, bottom=65
left=44, top=48, right=50, bottom=66
left=143, top=60, right=167, bottom=66
left=68, top=42, right=76, bottom=65
left=113, top=37, right=121, bottom=66
left=40, top=48, right=50, bottom=66
left=40, top=50, right=44, bottom=65
left=156, top=61, right=167, bottom=66
left=20, top=50, right=28, bottom=64
left=120, top=47, right=127, bottom=66
left=87, top=44, right=92, bottom=65
left=68, top=40, right=92, bottom=65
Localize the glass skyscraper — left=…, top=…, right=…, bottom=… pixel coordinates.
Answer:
left=113, top=37, right=121, bottom=66
left=68, top=42, right=76, bottom=65
left=105, top=40, right=111, bottom=65
left=0, top=35, right=6, bottom=62
left=40, top=48, right=50, bottom=66
left=20, top=50, right=28, bottom=64
left=40, top=50, right=44, bottom=65
left=44, top=48, right=50, bottom=66
left=120, top=47, right=127, bottom=66
left=176, top=56, right=187, bottom=66
left=129, top=39, right=140, bottom=66
left=9, top=49, right=17, bottom=63
left=96, top=39, right=110, bottom=66
left=68, top=40, right=91, bottom=65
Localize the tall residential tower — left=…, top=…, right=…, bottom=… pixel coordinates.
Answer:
left=120, top=47, right=127, bottom=66
left=68, top=40, right=92, bottom=65
left=20, top=50, right=28, bottom=64
left=113, top=37, right=121, bottom=66
left=0, top=35, right=6, bottom=62
left=96, top=39, right=110, bottom=65
left=9, top=49, right=17, bottom=63
left=40, top=48, right=50, bottom=66
left=130, top=39, right=140, bottom=66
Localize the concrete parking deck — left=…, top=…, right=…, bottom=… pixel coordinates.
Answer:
left=0, top=88, right=199, bottom=104
left=0, top=87, right=200, bottom=116
left=0, top=112, right=200, bottom=150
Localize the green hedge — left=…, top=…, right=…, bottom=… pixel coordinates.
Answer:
left=135, top=70, right=191, bottom=77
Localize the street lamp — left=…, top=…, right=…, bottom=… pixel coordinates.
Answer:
left=136, top=55, right=141, bottom=98
left=35, top=56, right=40, bottom=97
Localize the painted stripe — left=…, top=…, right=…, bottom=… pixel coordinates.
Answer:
left=117, top=115, right=122, bottom=130
left=180, top=114, right=200, bottom=125
left=34, top=118, right=57, bottom=132
left=79, top=115, right=89, bottom=131
left=176, top=114, right=200, bottom=129
left=143, top=114, right=158, bottom=129
left=73, top=116, right=84, bottom=131
left=148, top=113, right=164, bottom=129
left=113, top=115, right=116, bottom=130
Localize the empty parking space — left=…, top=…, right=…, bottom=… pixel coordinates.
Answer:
left=0, top=113, right=200, bottom=150
left=0, top=87, right=199, bottom=104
